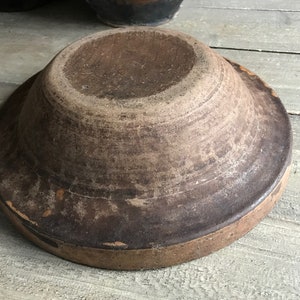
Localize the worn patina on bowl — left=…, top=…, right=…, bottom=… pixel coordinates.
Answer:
left=86, top=0, right=183, bottom=26
left=0, top=28, right=292, bottom=270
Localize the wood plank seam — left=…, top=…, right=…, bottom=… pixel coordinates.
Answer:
left=188, top=7, right=300, bottom=13
left=211, top=46, right=300, bottom=56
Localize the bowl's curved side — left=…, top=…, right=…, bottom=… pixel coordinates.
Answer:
left=0, top=162, right=291, bottom=270
left=0, top=60, right=293, bottom=270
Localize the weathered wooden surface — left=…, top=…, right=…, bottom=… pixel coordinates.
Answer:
left=0, top=0, right=299, bottom=299
left=184, top=0, right=300, bottom=11
left=1, top=2, right=299, bottom=113
left=170, top=8, right=300, bottom=53
left=0, top=212, right=299, bottom=300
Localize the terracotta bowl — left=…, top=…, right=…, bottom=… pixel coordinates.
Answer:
left=0, top=28, right=292, bottom=270
left=86, top=0, right=183, bottom=26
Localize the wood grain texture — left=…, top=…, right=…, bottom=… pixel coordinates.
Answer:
left=0, top=210, right=299, bottom=300
left=166, top=8, right=300, bottom=53
left=0, top=0, right=299, bottom=298
left=0, top=0, right=300, bottom=85
left=184, top=0, right=300, bottom=11
left=0, top=0, right=106, bottom=84
left=215, top=50, right=300, bottom=114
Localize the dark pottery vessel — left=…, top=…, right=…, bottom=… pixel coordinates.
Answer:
left=0, top=0, right=51, bottom=12
left=0, top=28, right=292, bottom=270
left=86, top=0, right=183, bottom=26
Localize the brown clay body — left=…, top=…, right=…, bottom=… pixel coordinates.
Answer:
left=0, top=28, right=292, bottom=270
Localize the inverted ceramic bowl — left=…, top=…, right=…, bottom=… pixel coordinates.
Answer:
left=86, top=0, right=183, bottom=26
left=0, top=28, right=292, bottom=270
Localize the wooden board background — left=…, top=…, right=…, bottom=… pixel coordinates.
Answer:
left=0, top=0, right=299, bottom=299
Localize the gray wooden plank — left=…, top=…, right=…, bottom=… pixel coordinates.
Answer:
left=0, top=10, right=299, bottom=113
left=0, top=0, right=106, bottom=84
left=215, top=49, right=300, bottom=114
left=0, top=0, right=299, bottom=83
left=166, top=7, right=300, bottom=53
left=186, top=0, right=300, bottom=11
left=0, top=211, right=299, bottom=300
left=0, top=30, right=76, bottom=84
left=273, top=88, right=300, bottom=115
